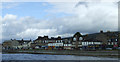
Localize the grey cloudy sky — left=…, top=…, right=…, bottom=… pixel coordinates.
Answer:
left=0, top=0, right=119, bottom=43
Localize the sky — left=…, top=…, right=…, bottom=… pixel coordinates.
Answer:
left=0, top=0, right=119, bottom=43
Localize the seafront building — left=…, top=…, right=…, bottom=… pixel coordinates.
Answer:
left=2, top=30, right=119, bottom=50
left=2, top=39, right=32, bottom=50
left=31, top=36, right=63, bottom=50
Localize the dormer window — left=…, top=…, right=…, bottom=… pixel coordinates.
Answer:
left=73, top=37, right=76, bottom=41
left=79, top=37, right=83, bottom=40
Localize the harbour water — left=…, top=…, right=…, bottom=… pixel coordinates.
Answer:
left=2, top=54, right=118, bottom=60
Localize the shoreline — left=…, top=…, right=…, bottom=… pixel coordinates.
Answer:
left=2, top=52, right=119, bottom=58
left=2, top=50, right=119, bottom=58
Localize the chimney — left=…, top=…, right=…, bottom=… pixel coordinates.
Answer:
left=11, top=39, right=13, bottom=41
left=22, top=39, right=23, bottom=41
left=58, top=36, right=61, bottom=39
left=51, top=37, right=54, bottom=39
left=107, top=30, right=110, bottom=33
left=44, top=36, right=48, bottom=39
left=38, top=36, right=42, bottom=39
left=100, top=30, right=103, bottom=33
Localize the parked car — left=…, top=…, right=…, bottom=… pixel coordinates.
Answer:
left=112, top=47, right=118, bottom=50
left=35, top=46, right=39, bottom=49
left=106, top=48, right=112, bottom=50
left=117, top=47, right=120, bottom=50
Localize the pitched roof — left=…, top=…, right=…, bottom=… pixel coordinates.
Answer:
left=62, top=37, right=73, bottom=39
left=17, top=40, right=31, bottom=44
left=83, top=31, right=119, bottom=41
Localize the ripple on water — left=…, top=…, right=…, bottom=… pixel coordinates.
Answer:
left=2, top=54, right=118, bottom=60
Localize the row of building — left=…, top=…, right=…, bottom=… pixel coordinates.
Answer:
left=2, top=30, right=120, bottom=50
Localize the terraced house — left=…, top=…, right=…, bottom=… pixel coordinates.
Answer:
left=2, top=30, right=119, bottom=50
left=82, top=30, right=119, bottom=50
left=62, top=32, right=83, bottom=50
left=31, top=36, right=63, bottom=50
left=2, top=39, right=32, bottom=50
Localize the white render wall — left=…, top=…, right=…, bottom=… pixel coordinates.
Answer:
left=82, top=42, right=102, bottom=46
left=48, top=43, right=63, bottom=46
left=64, top=44, right=72, bottom=46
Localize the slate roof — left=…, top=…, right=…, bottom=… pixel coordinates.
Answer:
left=17, top=40, right=31, bottom=44
left=83, top=31, right=119, bottom=41
left=62, top=37, right=73, bottom=40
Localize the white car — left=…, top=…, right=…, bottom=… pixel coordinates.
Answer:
left=106, top=48, right=112, bottom=50
left=35, top=46, right=39, bottom=49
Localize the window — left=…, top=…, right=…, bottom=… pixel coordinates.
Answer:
left=66, top=44, right=68, bottom=46
left=65, top=44, right=66, bottom=46
left=72, top=42, right=75, bottom=44
left=68, top=44, right=71, bottom=46
left=116, top=39, right=118, bottom=41
left=45, top=40, right=47, bottom=43
left=88, top=42, right=91, bottom=44
left=64, top=44, right=67, bottom=46
left=95, top=42, right=100, bottom=44
left=84, top=42, right=86, bottom=45
left=60, top=40, right=62, bottom=43
left=79, top=37, right=83, bottom=40
left=86, top=42, right=88, bottom=45
left=46, top=40, right=48, bottom=43
left=91, top=42, right=93, bottom=44
left=68, top=41, right=71, bottom=43
left=59, top=40, right=60, bottom=43
left=73, top=37, right=76, bottom=41
left=108, top=42, right=110, bottom=45
left=111, top=42, right=114, bottom=45
left=115, top=42, right=117, bottom=45
left=82, top=42, right=85, bottom=45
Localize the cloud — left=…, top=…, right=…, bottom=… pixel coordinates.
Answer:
left=16, top=28, right=57, bottom=39
left=75, top=2, right=88, bottom=8
left=0, top=3, right=2, bottom=16
left=1, top=0, right=120, bottom=2
left=3, top=14, right=17, bottom=20
left=2, top=14, right=58, bottom=41
left=2, top=2, right=21, bottom=9
left=1, top=0, right=78, bottom=2
left=2, top=2, right=118, bottom=43
left=46, top=2, right=118, bottom=32
left=0, top=16, right=2, bottom=43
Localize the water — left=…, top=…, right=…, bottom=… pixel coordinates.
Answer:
left=2, top=54, right=118, bottom=60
